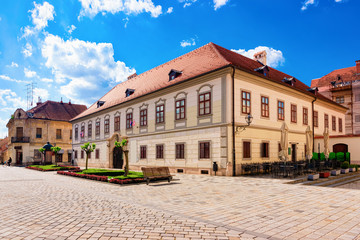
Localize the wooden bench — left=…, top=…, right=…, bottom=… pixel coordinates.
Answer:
left=141, top=167, right=173, bottom=185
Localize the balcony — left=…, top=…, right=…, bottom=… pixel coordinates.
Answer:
left=11, top=137, right=30, bottom=143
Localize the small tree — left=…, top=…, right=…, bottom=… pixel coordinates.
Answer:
left=115, top=139, right=129, bottom=176
left=39, top=148, right=45, bottom=165
left=81, top=142, right=96, bottom=170
left=51, top=146, right=62, bottom=165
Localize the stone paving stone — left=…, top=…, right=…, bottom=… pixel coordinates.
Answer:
left=2, top=168, right=360, bottom=239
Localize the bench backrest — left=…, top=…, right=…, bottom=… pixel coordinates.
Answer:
left=141, top=167, right=171, bottom=177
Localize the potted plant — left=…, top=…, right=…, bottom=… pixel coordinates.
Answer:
left=331, top=169, right=341, bottom=176
left=349, top=164, right=357, bottom=172
left=51, top=146, right=62, bottom=166
left=320, top=172, right=330, bottom=178
left=341, top=161, right=350, bottom=174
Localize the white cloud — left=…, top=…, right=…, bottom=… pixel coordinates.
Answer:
left=24, top=68, right=38, bottom=78
left=231, top=46, right=285, bottom=68
left=78, top=0, right=163, bottom=19
left=179, top=0, right=197, bottom=8
left=22, top=43, right=33, bottom=57
left=180, top=38, right=196, bottom=47
left=0, top=75, right=30, bottom=84
left=67, top=25, right=76, bottom=34
left=123, top=17, right=129, bottom=28
left=167, top=7, right=173, bottom=14
left=11, top=62, right=19, bottom=68
left=0, top=89, right=27, bottom=138
left=22, top=1, right=55, bottom=37
left=335, top=0, right=343, bottom=2
left=213, top=0, right=229, bottom=10
left=40, top=78, right=53, bottom=83
left=301, top=0, right=315, bottom=11
left=41, top=34, right=135, bottom=105
left=33, top=88, right=49, bottom=102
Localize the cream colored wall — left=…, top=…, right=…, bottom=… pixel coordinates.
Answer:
left=314, top=136, right=360, bottom=163
left=72, top=70, right=227, bottom=172
left=313, top=100, right=345, bottom=136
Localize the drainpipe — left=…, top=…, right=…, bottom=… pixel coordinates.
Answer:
left=311, top=96, right=317, bottom=153
left=351, top=82, right=354, bottom=135
left=232, top=66, right=236, bottom=176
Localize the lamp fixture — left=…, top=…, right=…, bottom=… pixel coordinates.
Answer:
left=236, top=114, right=253, bottom=132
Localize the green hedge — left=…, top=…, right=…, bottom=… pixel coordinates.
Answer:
left=346, top=152, right=350, bottom=161
left=341, top=161, right=349, bottom=169
left=312, top=152, right=318, bottom=160
left=320, top=153, right=326, bottom=161
left=329, top=152, right=336, bottom=160
left=336, top=152, right=345, bottom=162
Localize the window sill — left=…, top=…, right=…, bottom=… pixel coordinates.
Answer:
left=198, top=114, right=212, bottom=119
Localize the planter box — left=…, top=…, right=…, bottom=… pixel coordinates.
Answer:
left=308, top=174, right=319, bottom=181
left=331, top=170, right=341, bottom=176
left=341, top=169, right=349, bottom=174
left=349, top=168, right=356, bottom=172
left=320, top=172, right=330, bottom=178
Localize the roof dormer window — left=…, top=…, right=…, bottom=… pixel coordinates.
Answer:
left=125, top=88, right=135, bottom=97
left=97, top=101, right=105, bottom=108
left=169, top=69, right=182, bottom=81
left=282, top=77, right=296, bottom=86
left=254, top=65, right=269, bottom=77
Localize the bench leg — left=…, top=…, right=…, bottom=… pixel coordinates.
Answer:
left=146, top=179, right=150, bottom=185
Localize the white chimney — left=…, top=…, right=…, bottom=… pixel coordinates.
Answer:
left=254, top=50, right=267, bottom=66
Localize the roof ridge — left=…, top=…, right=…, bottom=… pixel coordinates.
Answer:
left=208, top=42, right=232, bottom=65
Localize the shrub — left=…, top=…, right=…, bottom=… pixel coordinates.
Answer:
left=312, top=152, right=319, bottom=160
left=320, top=153, right=326, bottom=161
left=329, top=152, right=336, bottom=160
left=346, top=152, right=350, bottom=161
left=341, top=161, right=349, bottom=169
left=336, top=152, right=345, bottom=162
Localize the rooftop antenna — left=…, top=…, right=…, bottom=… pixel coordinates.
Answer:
left=26, top=82, right=36, bottom=110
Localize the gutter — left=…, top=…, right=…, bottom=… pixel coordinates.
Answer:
left=311, top=95, right=317, bottom=152
left=231, top=66, right=236, bottom=176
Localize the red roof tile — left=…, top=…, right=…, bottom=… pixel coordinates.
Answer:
left=311, top=66, right=359, bottom=88
left=72, top=43, right=346, bottom=121
left=27, top=101, right=87, bottom=121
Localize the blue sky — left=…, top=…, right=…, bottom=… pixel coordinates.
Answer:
left=0, top=0, right=359, bottom=138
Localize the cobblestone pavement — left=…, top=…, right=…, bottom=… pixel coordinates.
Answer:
left=1, top=168, right=360, bottom=240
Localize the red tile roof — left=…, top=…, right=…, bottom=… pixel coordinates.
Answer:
left=72, top=43, right=346, bottom=121
left=0, top=137, right=8, bottom=152
left=311, top=66, right=360, bottom=88
left=27, top=101, right=87, bottom=121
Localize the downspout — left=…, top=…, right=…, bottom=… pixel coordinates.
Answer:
left=311, top=95, right=317, bottom=153
left=351, top=82, right=354, bottom=135
left=232, top=66, right=236, bottom=176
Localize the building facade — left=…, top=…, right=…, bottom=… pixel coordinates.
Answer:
left=71, top=43, right=346, bottom=176
left=0, top=137, right=9, bottom=163
left=7, top=100, right=86, bottom=165
left=311, top=60, right=360, bottom=134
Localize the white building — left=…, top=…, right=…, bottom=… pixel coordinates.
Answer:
left=70, top=43, right=346, bottom=176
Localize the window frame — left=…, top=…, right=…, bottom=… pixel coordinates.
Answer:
left=260, top=142, right=269, bottom=158
left=81, top=150, right=84, bottom=159
left=278, top=100, right=285, bottom=121
left=199, top=141, right=210, bottom=159
left=140, top=145, right=147, bottom=159
left=95, top=149, right=100, bottom=159
left=339, top=118, right=343, bottom=132
left=156, top=144, right=164, bottom=159
left=335, top=96, right=344, bottom=104
left=104, top=118, right=110, bottom=134
left=175, top=143, right=185, bottom=159
left=95, top=121, right=100, bottom=136
left=261, top=96, right=269, bottom=118
left=241, top=91, right=251, bottom=114
left=114, top=116, right=120, bottom=131
left=303, top=107, right=308, bottom=125
left=198, top=92, right=211, bottom=116
left=75, top=126, right=78, bottom=140
left=324, top=114, right=329, bottom=129
left=156, top=104, right=165, bottom=124
left=88, top=123, right=92, bottom=138
left=80, top=125, right=85, bottom=139
left=332, top=116, right=336, bottom=131
left=140, top=109, right=147, bottom=127
left=36, top=128, right=42, bottom=139
left=291, top=104, right=297, bottom=123
left=56, top=129, right=62, bottom=139
left=243, top=141, right=251, bottom=159
left=126, top=113, right=133, bottom=129
left=313, top=111, right=319, bottom=127
left=175, top=99, right=186, bottom=120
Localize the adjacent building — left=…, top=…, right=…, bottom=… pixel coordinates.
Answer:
left=7, top=100, right=87, bottom=165
left=71, top=43, right=346, bottom=176
left=311, top=60, right=360, bottom=134
left=0, top=137, right=9, bottom=163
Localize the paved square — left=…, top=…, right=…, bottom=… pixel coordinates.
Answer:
left=1, top=167, right=360, bottom=239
